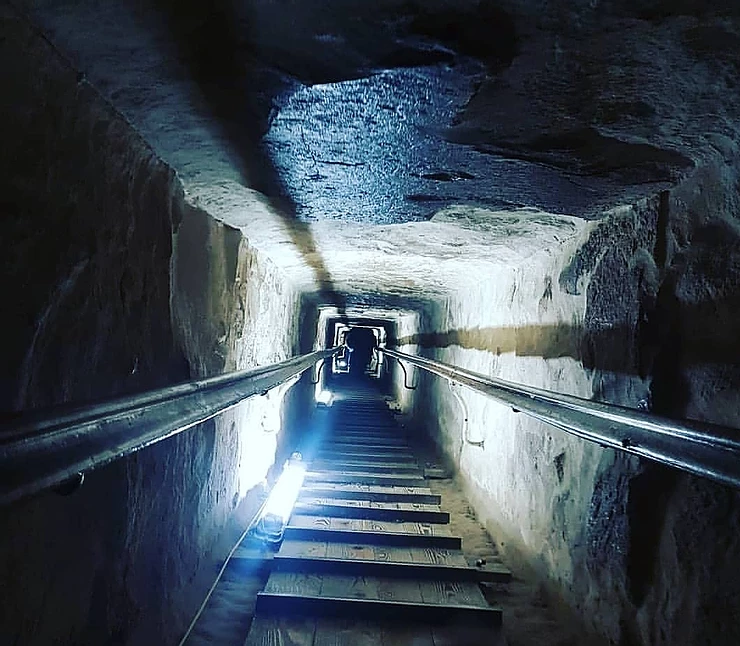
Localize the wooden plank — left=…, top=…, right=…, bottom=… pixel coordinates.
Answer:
left=283, top=539, right=420, bottom=564
left=326, top=432, right=406, bottom=439
left=278, top=539, right=328, bottom=559
left=244, top=615, right=316, bottom=646
left=316, top=450, right=416, bottom=462
left=304, top=472, right=426, bottom=487
left=373, top=544, right=414, bottom=563
left=325, top=541, right=376, bottom=562
left=327, top=421, right=398, bottom=428
left=255, top=592, right=502, bottom=624
left=283, top=527, right=461, bottom=550
left=273, top=554, right=494, bottom=581
left=302, top=499, right=441, bottom=514
left=313, top=618, right=437, bottom=646
left=329, top=425, right=397, bottom=430
left=325, top=425, right=401, bottom=432
left=294, top=500, right=449, bottom=524
left=300, top=485, right=440, bottom=505
left=319, top=574, right=381, bottom=601
left=374, top=576, right=423, bottom=605
left=320, top=442, right=409, bottom=450
left=411, top=546, right=466, bottom=567
left=418, top=579, right=489, bottom=608
left=418, top=547, right=513, bottom=583
left=329, top=420, right=396, bottom=425
left=312, top=458, right=419, bottom=468
left=263, top=570, right=322, bottom=597
left=316, top=449, right=412, bottom=459
left=309, top=462, right=422, bottom=475
left=312, top=618, right=385, bottom=646
left=288, top=514, right=455, bottom=536
left=326, top=427, right=406, bottom=441
left=323, top=435, right=403, bottom=443
left=321, top=440, right=408, bottom=450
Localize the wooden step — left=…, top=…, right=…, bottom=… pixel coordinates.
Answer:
left=246, top=615, right=505, bottom=646
left=316, top=449, right=416, bottom=461
left=304, top=471, right=426, bottom=487
left=315, top=453, right=417, bottom=465
left=294, top=499, right=449, bottom=523
left=277, top=540, right=510, bottom=583
left=320, top=442, right=408, bottom=451
left=330, top=412, right=395, bottom=418
left=329, top=423, right=397, bottom=430
left=328, top=426, right=401, bottom=433
left=285, top=516, right=461, bottom=549
left=256, top=589, right=500, bottom=625
left=299, top=484, right=441, bottom=505
left=309, top=461, right=421, bottom=475
left=273, top=554, right=506, bottom=582
left=280, top=539, right=467, bottom=564
left=323, top=431, right=405, bottom=440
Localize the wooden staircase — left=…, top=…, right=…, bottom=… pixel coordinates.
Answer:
left=244, top=389, right=509, bottom=645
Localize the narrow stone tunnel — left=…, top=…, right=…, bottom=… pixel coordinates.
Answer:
left=2, top=0, right=740, bottom=644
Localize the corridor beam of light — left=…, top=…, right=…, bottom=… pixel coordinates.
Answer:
left=254, top=453, right=306, bottom=544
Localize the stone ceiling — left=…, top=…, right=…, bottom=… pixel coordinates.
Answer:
left=19, top=0, right=740, bottom=304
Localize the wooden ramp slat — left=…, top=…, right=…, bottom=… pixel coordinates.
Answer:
left=322, top=432, right=407, bottom=439
left=309, top=461, right=422, bottom=475
left=255, top=591, right=502, bottom=625
left=312, top=456, right=418, bottom=466
left=244, top=616, right=316, bottom=646
left=284, top=529, right=461, bottom=550
left=305, top=472, right=427, bottom=487
left=316, top=450, right=416, bottom=461
left=273, top=553, right=504, bottom=582
left=293, top=500, right=449, bottom=524
left=299, top=484, right=440, bottom=505
left=288, top=515, right=455, bottom=535
left=298, top=498, right=441, bottom=514
left=246, top=616, right=504, bottom=646
left=320, top=440, right=408, bottom=450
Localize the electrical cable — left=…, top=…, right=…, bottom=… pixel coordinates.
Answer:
left=176, top=494, right=269, bottom=646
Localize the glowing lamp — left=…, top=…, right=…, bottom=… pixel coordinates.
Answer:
left=254, top=453, right=306, bottom=543
left=316, top=390, right=333, bottom=406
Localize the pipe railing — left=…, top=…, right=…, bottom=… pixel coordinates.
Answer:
left=381, top=347, right=740, bottom=489
left=0, top=349, right=339, bottom=506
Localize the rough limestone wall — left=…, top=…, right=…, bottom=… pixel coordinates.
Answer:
left=410, top=154, right=740, bottom=645
left=0, top=11, right=304, bottom=645
left=171, top=201, right=309, bottom=501
left=403, top=212, right=601, bottom=625
left=563, top=154, right=740, bottom=646
left=405, top=1, right=740, bottom=643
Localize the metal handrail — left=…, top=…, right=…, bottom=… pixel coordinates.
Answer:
left=381, top=347, right=740, bottom=489
left=0, top=348, right=339, bottom=506
left=373, top=347, right=416, bottom=390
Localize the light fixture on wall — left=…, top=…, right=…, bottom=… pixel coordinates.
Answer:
left=316, top=390, right=333, bottom=406
left=253, top=452, right=306, bottom=544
